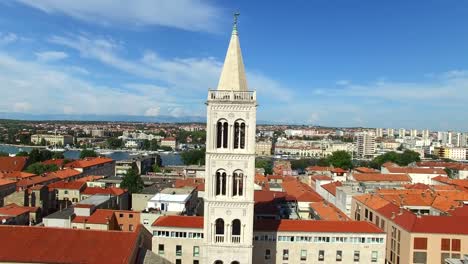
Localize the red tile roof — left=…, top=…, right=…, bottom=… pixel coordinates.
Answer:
left=75, top=175, right=105, bottom=182
left=0, top=225, right=142, bottom=264
left=354, top=167, right=379, bottom=173
left=331, top=168, right=347, bottom=173
left=386, top=166, right=447, bottom=175
left=48, top=180, right=86, bottom=190
left=306, top=166, right=332, bottom=172
left=282, top=179, right=323, bottom=202
left=0, top=179, right=16, bottom=187
left=321, top=181, right=343, bottom=196
left=0, top=156, right=28, bottom=171
left=152, top=215, right=203, bottom=229
left=175, top=178, right=205, bottom=191
left=310, top=201, right=350, bottom=221
left=45, top=168, right=81, bottom=180
left=81, top=187, right=126, bottom=196
left=353, top=173, right=411, bottom=182
left=376, top=203, right=468, bottom=235
left=42, top=159, right=65, bottom=166
left=0, top=171, right=35, bottom=180
left=0, top=203, right=32, bottom=216
left=432, top=176, right=468, bottom=190
left=16, top=174, right=59, bottom=189
left=65, top=157, right=113, bottom=169
left=73, top=209, right=115, bottom=224
left=310, top=175, right=333, bottom=181
left=254, top=219, right=384, bottom=233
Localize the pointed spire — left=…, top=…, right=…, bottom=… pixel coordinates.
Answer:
left=217, top=12, right=248, bottom=91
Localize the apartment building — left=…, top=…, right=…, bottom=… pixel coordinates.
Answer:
left=31, top=134, right=73, bottom=146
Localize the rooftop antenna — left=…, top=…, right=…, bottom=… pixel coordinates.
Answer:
left=232, top=11, right=240, bottom=34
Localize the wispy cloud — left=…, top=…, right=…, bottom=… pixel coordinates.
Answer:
left=14, top=0, right=222, bottom=32
left=35, top=51, right=68, bottom=62
left=0, top=32, right=18, bottom=45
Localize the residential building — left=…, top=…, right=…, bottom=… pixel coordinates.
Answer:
left=146, top=187, right=197, bottom=215
left=387, top=128, right=395, bottom=138
left=376, top=128, right=383, bottom=138
left=65, top=157, right=115, bottom=177
left=398, top=128, right=406, bottom=138
left=410, top=129, right=418, bottom=138
left=422, top=129, right=430, bottom=140
left=31, top=134, right=73, bottom=146
left=115, top=154, right=159, bottom=176
left=0, top=179, right=16, bottom=206
left=161, top=137, right=177, bottom=150
left=255, top=140, right=272, bottom=156
left=0, top=156, right=28, bottom=171
left=381, top=163, right=447, bottom=184
left=356, top=132, right=376, bottom=158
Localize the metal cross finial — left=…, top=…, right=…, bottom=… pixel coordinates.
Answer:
left=234, top=12, right=240, bottom=25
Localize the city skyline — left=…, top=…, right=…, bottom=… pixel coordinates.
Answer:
left=1, top=1, right=468, bottom=130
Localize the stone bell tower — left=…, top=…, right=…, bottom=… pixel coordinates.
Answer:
left=202, top=13, right=257, bottom=264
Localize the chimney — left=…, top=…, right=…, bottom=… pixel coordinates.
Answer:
left=391, top=212, right=396, bottom=219
left=398, top=208, right=403, bottom=216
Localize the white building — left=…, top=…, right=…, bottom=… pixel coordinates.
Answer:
left=161, top=138, right=177, bottom=150
left=386, top=128, right=394, bottom=138
left=355, top=133, right=375, bottom=158
left=410, top=129, right=418, bottom=138
left=422, top=129, right=430, bottom=140
left=398, top=128, right=406, bottom=138
left=375, top=128, right=383, bottom=138
left=146, top=187, right=196, bottom=214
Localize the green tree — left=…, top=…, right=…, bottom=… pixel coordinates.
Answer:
left=106, top=137, right=123, bottom=149
left=181, top=148, right=205, bottom=165
left=15, top=151, right=29, bottom=157
left=317, top=157, right=330, bottom=167
left=142, top=139, right=151, bottom=150
left=80, top=149, right=98, bottom=159
left=25, top=162, right=59, bottom=175
left=52, top=152, right=65, bottom=159
left=0, top=151, right=9, bottom=157
left=28, top=148, right=42, bottom=163
left=370, top=150, right=421, bottom=169
left=327, top=150, right=353, bottom=170
left=152, top=164, right=162, bottom=173
left=120, top=168, right=144, bottom=193
left=40, top=138, right=46, bottom=146
left=40, top=150, right=53, bottom=161
left=255, top=158, right=273, bottom=175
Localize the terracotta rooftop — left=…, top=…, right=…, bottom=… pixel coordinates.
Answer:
left=175, top=178, right=205, bottom=191
left=73, top=209, right=115, bottom=224
left=331, top=168, right=347, bottom=173
left=17, top=174, right=59, bottom=188
left=0, top=225, right=141, bottom=264
left=377, top=203, right=468, bottom=235
left=321, top=181, right=343, bottom=196
left=0, top=178, right=16, bottom=187
left=48, top=181, right=86, bottom=191
left=45, top=168, right=81, bottom=180
left=75, top=175, right=105, bottom=182
left=310, top=201, right=350, bottom=221
left=81, top=187, right=126, bottom=196
left=353, top=173, right=411, bottom=182
left=310, top=175, right=333, bottom=181
left=386, top=166, right=447, bottom=175
left=282, top=178, right=323, bottom=202
left=0, top=171, right=35, bottom=180
left=0, top=156, right=28, bottom=171
left=254, top=219, right=384, bottom=233
left=65, top=157, right=113, bottom=169
left=306, top=166, right=332, bottom=172
left=42, top=159, right=65, bottom=166
left=432, top=176, right=468, bottom=190
left=152, top=215, right=203, bottom=229
left=0, top=203, right=34, bottom=216
left=354, top=167, right=379, bottom=173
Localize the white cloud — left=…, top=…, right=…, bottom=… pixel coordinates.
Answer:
left=144, top=107, right=161, bottom=117
left=0, top=32, right=18, bottom=45
left=15, top=0, right=222, bottom=32
left=36, top=51, right=68, bottom=62
left=0, top=53, right=192, bottom=116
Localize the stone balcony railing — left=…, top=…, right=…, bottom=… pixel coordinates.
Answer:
left=208, top=90, right=256, bottom=102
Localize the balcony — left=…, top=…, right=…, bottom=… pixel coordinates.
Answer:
left=231, top=235, right=241, bottom=243
left=215, top=234, right=224, bottom=243
left=208, top=90, right=256, bottom=102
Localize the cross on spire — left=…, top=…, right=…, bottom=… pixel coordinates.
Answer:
left=232, top=12, right=240, bottom=34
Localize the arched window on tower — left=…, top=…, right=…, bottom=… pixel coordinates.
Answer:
left=233, top=120, right=246, bottom=149
left=231, top=219, right=241, bottom=243
left=214, top=261, right=223, bottom=264
left=232, top=170, right=244, bottom=196
left=216, top=119, right=229, bottom=149
left=231, top=262, right=240, bottom=264
left=215, top=170, right=227, bottom=196
left=215, top=218, right=225, bottom=243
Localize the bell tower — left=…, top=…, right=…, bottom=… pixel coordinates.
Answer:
left=202, top=13, right=257, bottom=264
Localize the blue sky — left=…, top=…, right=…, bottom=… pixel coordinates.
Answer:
left=0, top=1, right=468, bottom=130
